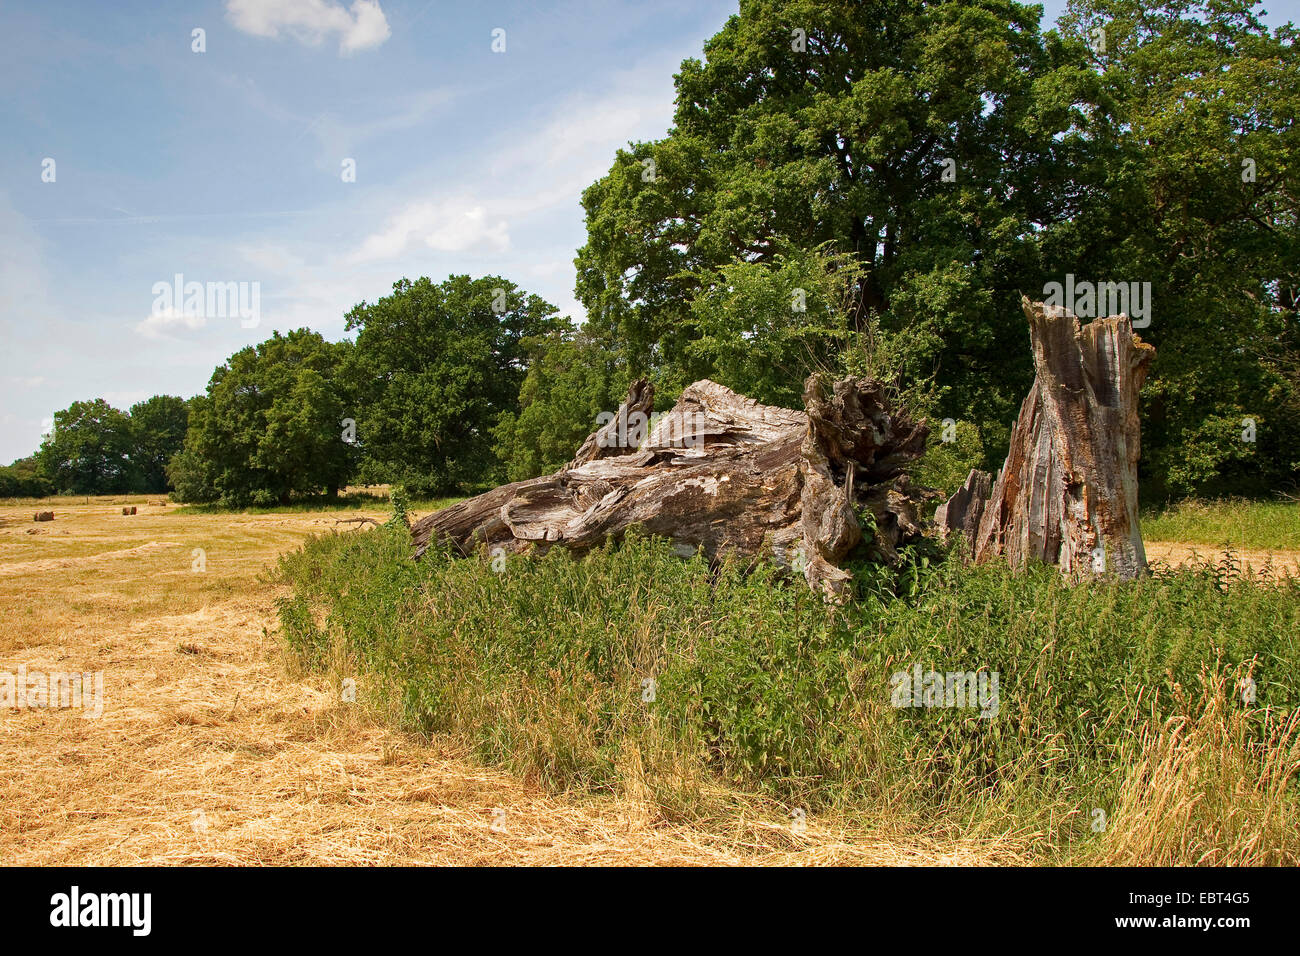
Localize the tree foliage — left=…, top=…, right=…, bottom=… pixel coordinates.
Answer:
left=168, top=330, right=354, bottom=506
left=575, top=0, right=1299, bottom=496
left=1055, top=0, right=1300, bottom=496
left=492, top=323, right=630, bottom=481
left=36, top=399, right=137, bottom=494
left=128, top=395, right=189, bottom=493
left=0, top=455, right=54, bottom=498
left=576, top=0, right=1089, bottom=457
left=345, top=275, right=561, bottom=495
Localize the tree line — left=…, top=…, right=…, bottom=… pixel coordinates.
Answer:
left=2, top=395, right=188, bottom=498
left=7, top=0, right=1298, bottom=504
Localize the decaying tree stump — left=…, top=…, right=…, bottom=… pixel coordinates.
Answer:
left=411, top=375, right=929, bottom=598
left=933, top=469, right=991, bottom=558
left=937, top=297, right=1155, bottom=579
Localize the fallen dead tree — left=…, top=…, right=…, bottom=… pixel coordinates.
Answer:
left=937, top=297, right=1155, bottom=579
left=411, top=375, right=929, bottom=598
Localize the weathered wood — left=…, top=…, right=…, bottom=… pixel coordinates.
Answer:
left=941, top=297, right=1155, bottom=579
left=336, top=516, right=381, bottom=529
left=411, top=375, right=929, bottom=598
left=933, top=468, right=991, bottom=558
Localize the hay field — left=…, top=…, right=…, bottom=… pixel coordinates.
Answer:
left=1, top=496, right=1029, bottom=866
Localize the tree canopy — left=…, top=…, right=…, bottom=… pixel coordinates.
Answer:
left=573, top=0, right=1299, bottom=496
left=168, top=330, right=355, bottom=506
left=344, top=275, right=562, bottom=495
left=37, top=399, right=138, bottom=494
left=128, top=395, right=189, bottom=494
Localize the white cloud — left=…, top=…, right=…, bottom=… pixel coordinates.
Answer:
left=344, top=66, right=680, bottom=265
left=135, top=308, right=207, bottom=340
left=225, top=0, right=391, bottom=55
left=350, top=198, right=511, bottom=263
left=490, top=94, right=663, bottom=177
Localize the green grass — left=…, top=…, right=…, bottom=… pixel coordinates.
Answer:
left=274, top=525, right=1300, bottom=863
left=1142, top=498, right=1300, bottom=551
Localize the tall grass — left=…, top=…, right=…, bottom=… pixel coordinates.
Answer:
left=1084, top=666, right=1300, bottom=866
left=1142, top=497, right=1300, bottom=551
left=275, top=526, right=1300, bottom=864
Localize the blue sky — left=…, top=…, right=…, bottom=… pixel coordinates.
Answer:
left=1, top=0, right=1296, bottom=464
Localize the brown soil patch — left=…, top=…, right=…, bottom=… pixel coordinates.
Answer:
left=1145, top=541, right=1300, bottom=580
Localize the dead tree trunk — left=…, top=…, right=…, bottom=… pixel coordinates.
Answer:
left=411, top=375, right=929, bottom=598
left=938, top=297, right=1155, bottom=579
left=933, top=469, right=991, bottom=558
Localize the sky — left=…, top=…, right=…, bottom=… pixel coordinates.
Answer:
left=1, top=0, right=1296, bottom=464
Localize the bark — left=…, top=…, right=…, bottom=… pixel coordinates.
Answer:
left=411, top=375, right=929, bottom=599
left=933, top=468, right=991, bottom=558
left=937, top=297, right=1156, bottom=579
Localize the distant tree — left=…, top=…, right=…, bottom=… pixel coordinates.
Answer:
left=169, top=330, right=356, bottom=506
left=36, top=399, right=137, bottom=494
left=345, top=275, right=562, bottom=495
left=0, top=455, right=54, bottom=498
left=129, top=395, right=189, bottom=493
left=492, top=323, right=629, bottom=481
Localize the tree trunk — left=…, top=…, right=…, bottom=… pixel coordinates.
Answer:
left=938, top=297, right=1156, bottom=579
left=411, top=375, right=930, bottom=599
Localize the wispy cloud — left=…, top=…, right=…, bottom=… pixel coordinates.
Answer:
left=225, top=0, right=391, bottom=55
left=350, top=197, right=511, bottom=263
left=135, top=308, right=207, bottom=341
left=346, top=59, right=679, bottom=266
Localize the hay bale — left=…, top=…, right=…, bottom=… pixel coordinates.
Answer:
left=122, top=506, right=137, bottom=515
left=33, top=511, right=54, bottom=522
